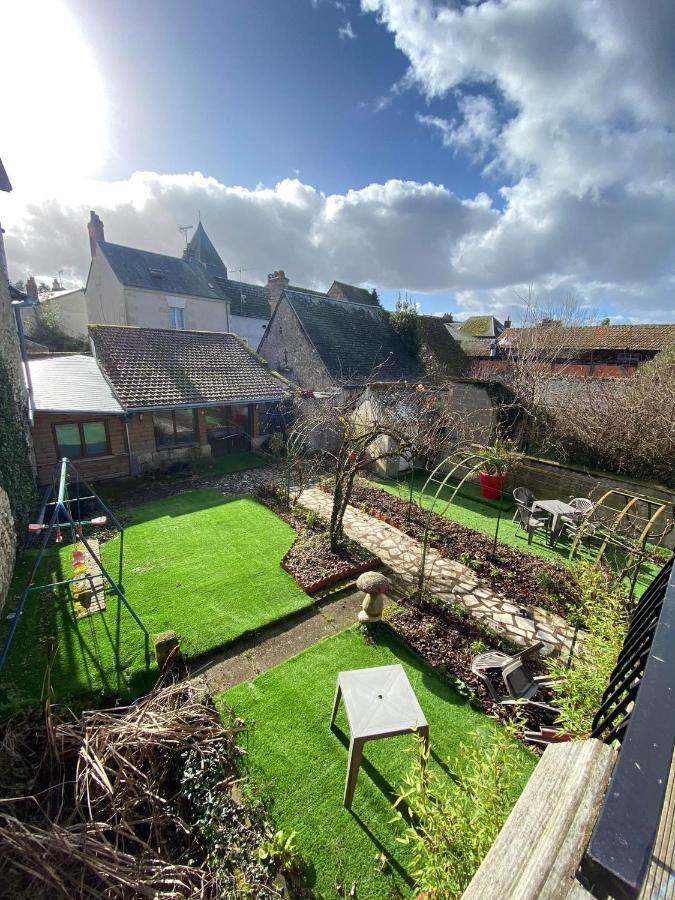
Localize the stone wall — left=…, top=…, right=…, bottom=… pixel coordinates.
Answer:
left=513, top=456, right=675, bottom=549
left=258, top=298, right=334, bottom=391
left=0, top=243, right=35, bottom=612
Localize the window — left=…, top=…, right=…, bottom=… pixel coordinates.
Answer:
left=170, top=306, right=185, bottom=329
left=153, top=409, right=197, bottom=449
left=54, top=421, right=110, bottom=459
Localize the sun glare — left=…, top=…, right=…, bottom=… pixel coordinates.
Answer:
left=1, top=0, right=108, bottom=192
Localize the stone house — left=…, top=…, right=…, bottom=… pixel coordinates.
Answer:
left=28, top=325, right=289, bottom=484
left=258, top=288, right=423, bottom=393
left=446, top=315, right=505, bottom=362
left=83, top=212, right=272, bottom=349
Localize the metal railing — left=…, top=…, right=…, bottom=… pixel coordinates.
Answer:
left=580, top=554, right=675, bottom=899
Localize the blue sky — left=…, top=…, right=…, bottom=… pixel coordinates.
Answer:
left=3, top=0, right=675, bottom=323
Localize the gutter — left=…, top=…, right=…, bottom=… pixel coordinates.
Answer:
left=123, top=395, right=289, bottom=413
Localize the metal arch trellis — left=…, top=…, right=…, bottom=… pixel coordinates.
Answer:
left=0, top=457, right=148, bottom=676
left=569, top=487, right=672, bottom=599
left=416, top=446, right=511, bottom=596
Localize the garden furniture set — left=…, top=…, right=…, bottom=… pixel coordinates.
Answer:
left=513, top=488, right=597, bottom=547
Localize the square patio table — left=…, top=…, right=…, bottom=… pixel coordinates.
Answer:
left=532, top=499, right=577, bottom=540
left=330, top=663, right=429, bottom=809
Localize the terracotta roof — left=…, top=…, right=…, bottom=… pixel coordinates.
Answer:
left=499, top=324, right=675, bottom=352
left=282, top=289, right=424, bottom=385
left=90, top=325, right=288, bottom=410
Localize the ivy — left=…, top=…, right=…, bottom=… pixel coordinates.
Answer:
left=0, top=357, right=36, bottom=535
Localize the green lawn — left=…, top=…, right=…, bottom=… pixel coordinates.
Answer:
left=219, top=627, right=536, bottom=899
left=0, top=490, right=310, bottom=714
left=368, top=472, right=661, bottom=597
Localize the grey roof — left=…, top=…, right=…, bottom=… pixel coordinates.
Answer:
left=29, top=355, right=124, bottom=414
left=99, top=239, right=270, bottom=320
left=215, top=278, right=271, bottom=319
left=184, top=221, right=228, bottom=278
left=329, top=281, right=379, bottom=306
left=90, top=325, right=288, bottom=409
left=0, top=157, right=11, bottom=192
left=449, top=316, right=503, bottom=339
left=283, top=289, right=424, bottom=385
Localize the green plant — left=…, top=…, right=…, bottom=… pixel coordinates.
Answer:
left=547, top=564, right=628, bottom=736
left=305, top=509, right=317, bottom=529
left=0, top=358, right=36, bottom=535
left=392, top=727, right=532, bottom=899
left=257, top=828, right=301, bottom=872
left=458, top=551, right=482, bottom=572
left=478, top=438, right=523, bottom=476
left=470, top=640, right=488, bottom=655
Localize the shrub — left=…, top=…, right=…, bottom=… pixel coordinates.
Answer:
left=547, top=564, right=628, bottom=736
left=392, top=725, right=530, bottom=899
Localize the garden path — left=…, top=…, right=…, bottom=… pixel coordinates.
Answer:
left=298, top=488, right=576, bottom=656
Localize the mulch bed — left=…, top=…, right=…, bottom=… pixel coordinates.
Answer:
left=282, top=531, right=379, bottom=593
left=387, top=595, right=555, bottom=741
left=256, top=486, right=380, bottom=593
left=332, top=480, right=578, bottom=618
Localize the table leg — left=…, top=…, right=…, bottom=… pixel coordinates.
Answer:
left=329, top=681, right=342, bottom=729
left=344, top=736, right=365, bottom=809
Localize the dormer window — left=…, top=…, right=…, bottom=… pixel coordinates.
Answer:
left=149, top=268, right=164, bottom=279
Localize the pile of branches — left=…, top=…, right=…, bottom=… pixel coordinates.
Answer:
left=0, top=678, right=279, bottom=898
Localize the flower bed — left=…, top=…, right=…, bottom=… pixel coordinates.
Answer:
left=387, top=595, right=553, bottom=738
left=256, top=485, right=380, bottom=593
left=282, top=531, right=380, bottom=593
left=328, top=480, right=577, bottom=617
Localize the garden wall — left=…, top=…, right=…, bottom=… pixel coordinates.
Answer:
left=515, top=456, right=675, bottom=549
left=0, top=489, right=16, bottom=614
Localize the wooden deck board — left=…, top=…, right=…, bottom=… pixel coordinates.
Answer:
left=640, top=746, right=675, bottom=900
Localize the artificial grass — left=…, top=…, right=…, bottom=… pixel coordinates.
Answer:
left=367, top=473, right=660, bottom=597
left=219, top=627, right=536, bottom=899
left=0, top=490, right=311, bottom=714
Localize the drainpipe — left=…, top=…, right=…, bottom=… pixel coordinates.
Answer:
left=124, top=415, right=139, bottom=476
left=12, top=300, right=35, bottom=424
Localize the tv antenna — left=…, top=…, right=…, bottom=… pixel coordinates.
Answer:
left=178, top=224, right=194, bottom=248
left=233, top=266, right=251, bottom=282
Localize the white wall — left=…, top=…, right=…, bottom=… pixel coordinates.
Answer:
left=85, top=253, right=126, bottom=325
left=124, top=288, right=229, bottom=331
left=229, top=313, right=268, bottom=349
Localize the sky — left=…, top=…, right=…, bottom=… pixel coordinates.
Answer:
left=1, top=0, right=674, bottom=324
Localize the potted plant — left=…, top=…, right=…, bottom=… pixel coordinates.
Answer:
left=478, top=438, right=522, bottom=500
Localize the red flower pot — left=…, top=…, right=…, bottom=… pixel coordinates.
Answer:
left=479, top=471, right=505, bottom=500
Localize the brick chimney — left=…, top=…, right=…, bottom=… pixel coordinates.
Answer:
left=26, top=275, right=39, bottom=303
left=267, top=270, right=290, bottom=312
left=87, top=209, right=105, bottom=257
left=503, top=316, right=512, bottom=329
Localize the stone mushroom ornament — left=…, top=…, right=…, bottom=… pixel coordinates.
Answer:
left=356, top=571, right=390, bottom=623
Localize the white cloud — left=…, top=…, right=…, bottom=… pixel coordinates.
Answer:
left=417, top=94, right=499, bottom=161
left=360, top=0, right=675, bottom=320
left=338, top=20, right=356, bottom=39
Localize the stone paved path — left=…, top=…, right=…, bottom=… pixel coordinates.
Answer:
left=299, top=488, right=576, bottom=656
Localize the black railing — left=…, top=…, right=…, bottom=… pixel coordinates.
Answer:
left=580, top=554, right=675, bottom=899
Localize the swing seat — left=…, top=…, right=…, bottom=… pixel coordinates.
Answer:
left=90, top=516, right=107, bottom=526
left=28, top=523, right=45, bottom=533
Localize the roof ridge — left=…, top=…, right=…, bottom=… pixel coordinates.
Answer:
left=284, top=288, right=383, bottom=310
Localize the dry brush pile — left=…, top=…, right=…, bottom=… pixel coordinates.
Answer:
left=0, top=678, right=286, bottom=898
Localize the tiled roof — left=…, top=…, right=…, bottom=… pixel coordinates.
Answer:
left=99, top=241, right=271, bottom=320
left=449, top=316, right=503, bottom=339
left=457, top=338, right=496, bottom=358
left=499, top=324, right=675, bottom=352
left=0, top=156, right=11, bottom=192
left=215, top=278, right=271, bottom=319
left=99, top=241, right=219, bottom=299
left=184, top=221, right=228, bottom=278
left=418, top=316, right=469, bottom=375
left=90, top=325, right=288, bottom=410
left=28, top=354, right=124, bottom=414
left=329, top=281, right=379, bottom=306
left=283, top=289, right=424, bottom=385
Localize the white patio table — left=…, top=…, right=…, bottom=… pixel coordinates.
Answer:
left=330, top=663, right=429, bottom=809
left=532, top=499, right=577, bottom=542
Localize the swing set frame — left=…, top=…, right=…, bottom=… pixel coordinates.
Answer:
left=0, top=457, right=148, bottom=676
